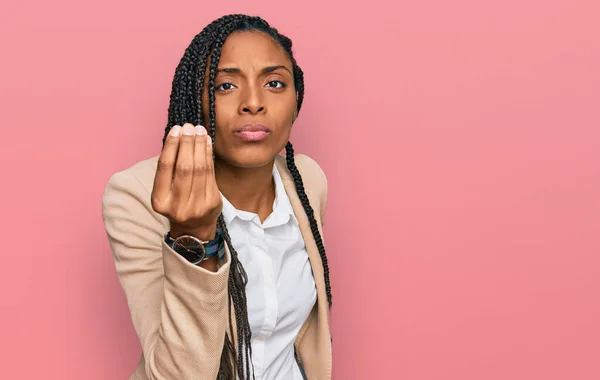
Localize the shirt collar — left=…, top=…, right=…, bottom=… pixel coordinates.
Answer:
left=220, top=163, right=294, bottom=227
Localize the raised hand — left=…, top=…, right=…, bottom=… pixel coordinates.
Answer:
left=151, top=123, right=222, bottom=241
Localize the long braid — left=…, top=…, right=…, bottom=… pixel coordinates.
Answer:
left=284, top=142, right=333, bottom=306
left=218, top=215, right=254, bottom=379
left=195, top=33, right=212, bottom=127
left=160, top=14, right=332, bottom=379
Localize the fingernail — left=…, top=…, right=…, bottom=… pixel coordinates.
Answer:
left=169, top=125, right=181, bottom=136
left=183, top=125, right=194, bottom=135
left=206, top=135, right=212, bottom=145
left=195, top=125, right=207, bottom=135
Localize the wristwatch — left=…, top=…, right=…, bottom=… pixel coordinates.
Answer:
left=165, top=229, right=225, bottom=264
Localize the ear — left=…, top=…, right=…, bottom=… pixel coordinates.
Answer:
left=292, top=108, right=298, bottom=124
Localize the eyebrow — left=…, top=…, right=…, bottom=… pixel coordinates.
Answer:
left=217, top=65, right=292, bottom=75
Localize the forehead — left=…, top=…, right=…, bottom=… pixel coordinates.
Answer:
left=219, top=30, right=290, bottom=67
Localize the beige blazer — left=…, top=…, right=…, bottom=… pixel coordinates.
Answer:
left=102, top=153, right=332, bottom=380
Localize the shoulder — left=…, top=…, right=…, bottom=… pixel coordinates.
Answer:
left=292, top=154, right=328, bottom=196
left=101, top=155, right=163, bottom=223
left=103, top=155, right=160, bottom=196
left=279, top=153, right=329, bottom=222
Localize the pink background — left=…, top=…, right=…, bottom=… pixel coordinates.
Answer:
left=1, top=0, right=599, bottom=379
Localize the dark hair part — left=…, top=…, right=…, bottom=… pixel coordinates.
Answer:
left=160, top=14, right=332, bottom=380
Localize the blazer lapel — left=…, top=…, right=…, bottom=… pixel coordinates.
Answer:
left=275, top=155, right=331, bottom=379
left=274, top=156, right=326, bottom=290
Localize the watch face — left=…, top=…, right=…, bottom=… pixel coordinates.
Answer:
left=173, top=236, right=206, bottom=264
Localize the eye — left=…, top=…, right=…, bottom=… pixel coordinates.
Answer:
left=266, top=80, right=285, bottom=89
left=216, top=82, right=236, bottom=91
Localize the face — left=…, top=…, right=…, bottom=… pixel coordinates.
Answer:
left=201, top=30, right=298, bottom=168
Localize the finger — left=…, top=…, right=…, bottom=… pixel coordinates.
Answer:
left=152, top=125, right=181, bottom=208
left=204, top=133, right=222, bottom=213
left=191, top=125, right=208, bottom=203
left=171, top=123, right=196, bottom=204
left=205, top=132, right=215, bottom=173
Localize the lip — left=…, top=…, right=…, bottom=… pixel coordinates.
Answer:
left=235, top=124, right=271, bottom=142
left=237, top=124, right=270, bottom=132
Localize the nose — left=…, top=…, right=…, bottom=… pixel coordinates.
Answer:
left=239, top=85, right=265, bottom=115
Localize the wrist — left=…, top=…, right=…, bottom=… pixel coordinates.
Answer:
left=165, top=224, right=225, bottom=265
left=169, top=222, right=217, bottom=241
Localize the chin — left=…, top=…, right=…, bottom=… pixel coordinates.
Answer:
left=218, top=145, right=281, bottom=169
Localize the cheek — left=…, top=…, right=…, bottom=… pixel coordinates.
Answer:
left=273, top=95, right=298, bottom=125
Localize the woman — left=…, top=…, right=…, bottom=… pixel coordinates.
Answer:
left=102, top=14, right=333, bottom=380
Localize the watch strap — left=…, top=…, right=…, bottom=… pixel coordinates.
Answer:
left=165, top=229, right=225, bottom=261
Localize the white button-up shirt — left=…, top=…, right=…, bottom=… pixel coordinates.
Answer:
left=221, top=164, right=317, bottom=380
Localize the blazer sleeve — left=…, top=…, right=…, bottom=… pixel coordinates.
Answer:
left=101, top=169, right=231, bottom=380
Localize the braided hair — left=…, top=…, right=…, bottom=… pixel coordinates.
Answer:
left=160, top=14, right=332, bottom=380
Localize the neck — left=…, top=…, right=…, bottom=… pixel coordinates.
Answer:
left=215, top=157, right=276, bottom=223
